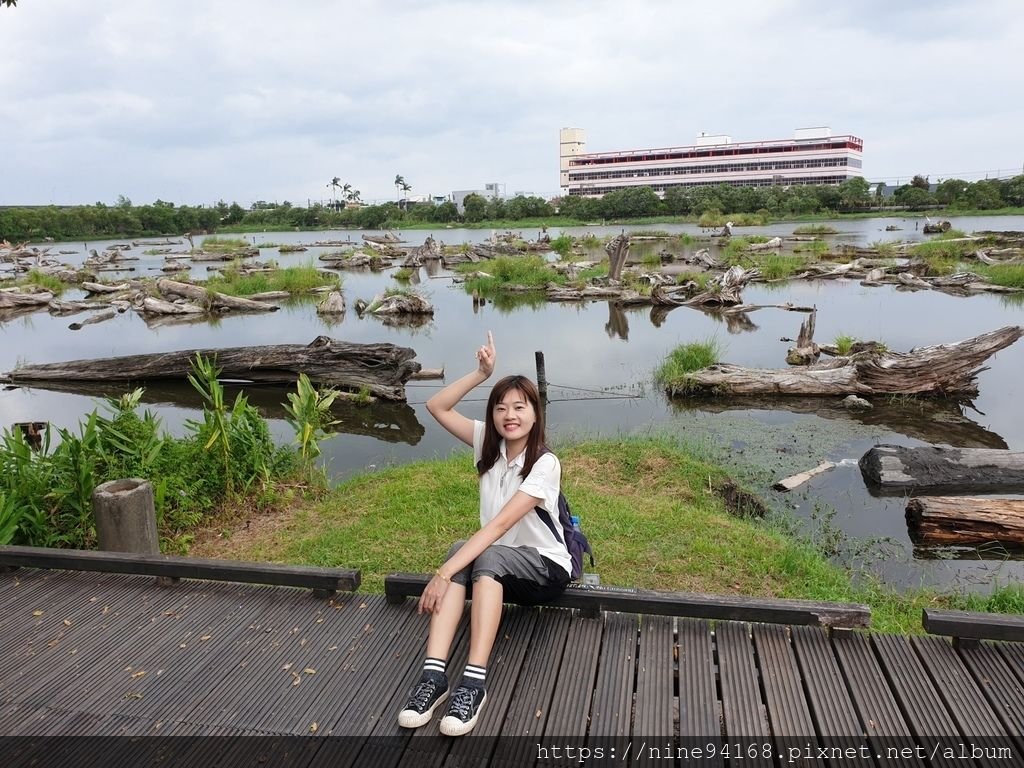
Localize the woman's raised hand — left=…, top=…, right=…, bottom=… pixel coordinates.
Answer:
left=476, top=331, right=496, bottom=378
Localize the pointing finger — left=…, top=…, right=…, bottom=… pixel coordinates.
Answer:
left=486, top=330, right=494, bottom=348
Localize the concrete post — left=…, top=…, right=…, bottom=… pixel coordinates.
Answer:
left=92, top=479, right=159, bottom=554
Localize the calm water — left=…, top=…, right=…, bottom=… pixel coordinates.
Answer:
left=2, top=216, right=1022, bottom=591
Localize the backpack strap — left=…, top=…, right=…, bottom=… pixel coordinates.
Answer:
left=535, top=505, right=564, bottom=546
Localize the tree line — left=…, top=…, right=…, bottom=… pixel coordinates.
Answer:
left=2, top=176, right=1022, bottom=242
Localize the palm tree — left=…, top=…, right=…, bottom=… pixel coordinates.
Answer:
left=401, top=181, right=412, bottom=197
left=346, top=188, right=362, bottom=205
left=394, top=174, right=405, bottom=202
left=328, top=177, right=342, bottom=209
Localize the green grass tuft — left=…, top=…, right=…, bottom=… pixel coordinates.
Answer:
left=655, top=340, right=721, bottom=392
left=793, top=224, right=838, bottom=235
left=199, top=236, right=250, bottom=252
left=24, top=269, right=66, bottom=296
left=205, top=262, right=340, bottom=296
left=759, top=254, right=809, bottom=280
left=834, top=334, right=855, bottom=355
left=457, top=255, right=563, bottom=295
left=976, top=264, right=1024, bottom=288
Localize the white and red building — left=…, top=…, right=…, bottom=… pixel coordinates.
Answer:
left=560, top=127, right=864, bottom=197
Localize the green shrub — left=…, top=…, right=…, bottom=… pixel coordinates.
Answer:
left=549, top=234, right=573, bottom=256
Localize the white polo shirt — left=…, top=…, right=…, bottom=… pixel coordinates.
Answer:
left=472, top=420, right=571, bottom=577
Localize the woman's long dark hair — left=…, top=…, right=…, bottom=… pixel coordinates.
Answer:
left=476, top=375, right=546, bottom=478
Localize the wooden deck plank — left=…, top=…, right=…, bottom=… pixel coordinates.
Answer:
left=678, top=617, right=722, bottom=767
left=956, top=640, right=1024, bottom=756
left=2, top=568, right=1023, bottom=766
left=443, top=606, right=541, bottom=768
left=227, top=595, right=391, bottom=733
left=395, top=605, right=539, bottom=768
left=75, top=582, right=268, bottom=717
left=140, top=585, right=313, bottom=723
left=241, top=593, right=397, bottom=733
left=104, top=582, right=279, bottom=718
left=716, top=620, right=773, bottom=767
left=344, top=612, right=472, bottom=768
left=0, top=571, right=162, bottom=680
left=1, top=575, right=186, bottom=708
left=871, top=633, right=963, bottom=768
left=789, top=626, right=868, bottom=768
left=490, top=607, right=571, bottom=768
left=912, top=635, right=1016, bottom=767
left=180, top=591, right=360, bottom=728
left=634, top=614, right=674, bottom=739
left=117, top=584, right=290, bottom=720
left=831, top=631, right=924, bottom=767
left=283, top=596, right=424, bottom=736
left=751, top=624, right=825, bottom=767
left=535, top=612, right=603, bottom=766
left=587, top=612, right=637, bottom=739
left=996, top=642, right=1024, bottom=688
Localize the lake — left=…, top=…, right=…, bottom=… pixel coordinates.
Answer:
left=2, top=215, right=1022, bottom=592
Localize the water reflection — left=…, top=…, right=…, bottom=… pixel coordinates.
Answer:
left=7, top=380, right=425, bottom=445
left=605, top=303, right=629, bottom=340
left=679, top=395, right=1008, bottom=450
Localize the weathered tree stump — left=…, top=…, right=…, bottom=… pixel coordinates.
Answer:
left=605, top=234, right=630, bottom=281
left=860, top=444, right=1024, bottom=494
left=906, top=496, right=1024, bottom=546
left=93, top=479, right=159, bottom=554
left=317, top=291, right=346, bottom=315
left=785, top=309, right=819, bottom=365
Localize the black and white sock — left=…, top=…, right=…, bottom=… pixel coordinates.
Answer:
left=462, top=663, right=487, bottom=689
left=423, top=657, right=447, bottom=681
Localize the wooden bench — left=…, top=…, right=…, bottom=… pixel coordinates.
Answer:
left=384, top=572, right=871, bottom=627
left=0, top=545, right=360, bottom=598
left=923, top=608, right=1024, bottom=646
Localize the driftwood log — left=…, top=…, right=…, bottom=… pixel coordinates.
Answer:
left=156, top=278, right=278, bottom=313
left=772, top=461, right=837, bottom=492
left=906, top=497, right=1024, bottom=546
left=0, top=291, right=55, bottom=309
left=82, top=282, right=129, bottom=294
left=1, top=337, right=421, bottom=401
left=48, top=300, right=113, bottom=316
left=138, top=297, right=205, bottom=316
left=860, top=444, right=1024, bottom=494
left=674, top=325, right=1022, bottom=397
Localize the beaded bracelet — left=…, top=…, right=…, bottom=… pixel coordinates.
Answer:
left=434, top=569, right=450, bottom=583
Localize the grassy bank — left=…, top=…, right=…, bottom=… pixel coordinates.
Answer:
left=186, top=435, right=1022, bottom=633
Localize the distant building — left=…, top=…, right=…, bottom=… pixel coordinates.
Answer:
left=560, top=127, right=864, bottom=197
left=451, top=184, right=504, bottom=213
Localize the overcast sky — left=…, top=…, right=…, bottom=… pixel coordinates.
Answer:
left=2, top=0, right=1022, bottom=208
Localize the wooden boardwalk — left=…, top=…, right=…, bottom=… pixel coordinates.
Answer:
left=0, top=568, right=1022, bottom=767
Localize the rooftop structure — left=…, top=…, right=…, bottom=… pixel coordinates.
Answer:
left=560, top=127, right=864, bottom=197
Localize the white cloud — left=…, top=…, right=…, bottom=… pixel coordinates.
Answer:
left=1, top=0, right=1022, bottom=206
